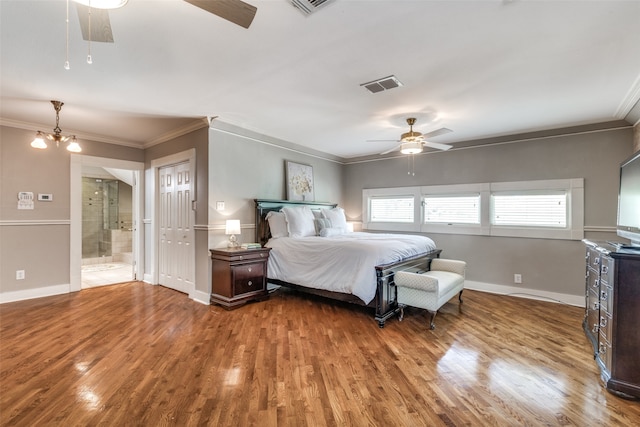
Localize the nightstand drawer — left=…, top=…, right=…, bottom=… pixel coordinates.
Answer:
left=232, top=263, right=265, bottom=295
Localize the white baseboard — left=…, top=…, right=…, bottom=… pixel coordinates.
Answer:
left=191, top=289, right=210, bottom=305
left=142, top=273, right=153, bottom=284
left=465, top=280, right=585, bottom=307
left=0, top=284, right=70, bottom=304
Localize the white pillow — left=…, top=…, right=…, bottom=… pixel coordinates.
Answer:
left=319, top=227, right=345, bottom=237
left=321, top=207, right=349, bottom=232
left=266, top=211, right=288, bottom=239
left=282, top=206, right=316, bottom=238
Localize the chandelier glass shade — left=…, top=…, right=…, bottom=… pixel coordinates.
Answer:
left=31, top=101, right=81, bottom=153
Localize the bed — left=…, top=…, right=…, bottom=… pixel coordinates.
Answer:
left=255, top=199, right=442, bottom=327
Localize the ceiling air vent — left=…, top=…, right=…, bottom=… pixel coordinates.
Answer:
left=360, top=75, right=404, bottom=94
left=290, top=0, right=335, bottom=15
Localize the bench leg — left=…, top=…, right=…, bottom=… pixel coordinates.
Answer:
left=428, top=310, right=437, bottom=330
left=398, top=305, right=405, bottom=321
left=458, top=289, right=464, bottom=304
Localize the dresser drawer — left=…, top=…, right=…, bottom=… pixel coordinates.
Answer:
left=599, top=283, right=614, bottom=316
left=599, top=256, right=614, bottom=286
left=232, top=262, right=265, bottom=295
left=599, top=311, right=613, bottom=345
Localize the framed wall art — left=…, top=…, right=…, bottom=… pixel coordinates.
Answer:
left=285, top=161, right=314, bottom=201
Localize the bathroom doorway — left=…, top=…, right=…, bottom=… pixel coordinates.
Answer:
left=80, top=169, right=134, bottom=288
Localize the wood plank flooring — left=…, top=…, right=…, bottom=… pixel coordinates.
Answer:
left=1, top=282, right=639, bottom=426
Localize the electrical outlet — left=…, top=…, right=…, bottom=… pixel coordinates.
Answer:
left=216, top=201, right=225, bottom=210
left=16, top=270, right=25, bottom=280
left=514, top=274, right=522, bottom=284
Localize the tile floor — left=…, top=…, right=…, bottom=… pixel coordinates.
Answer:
left=81, top=263, right=134, bottom=288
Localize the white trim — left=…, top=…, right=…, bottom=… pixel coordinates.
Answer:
left=149, top=149, right=196, bottom=294
left=464, top=280, right=585, bottom=307
left=615, top=71, right=640, bottom=119
left=70, top=155, right=145, bottom=292
left=191, top=289, right=211, bottom=305
left=0, top=284, right=70, bottom=304
left=0, top=220, right=70, bottom=226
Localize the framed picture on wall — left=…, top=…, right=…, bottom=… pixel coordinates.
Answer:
left=285, top=161, right=314, bottom=201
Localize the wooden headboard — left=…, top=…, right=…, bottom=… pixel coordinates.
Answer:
left=254, top=199, right=338, bottom=246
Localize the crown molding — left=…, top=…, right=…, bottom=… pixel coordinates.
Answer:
left=143, top=117, right=210, bottom=148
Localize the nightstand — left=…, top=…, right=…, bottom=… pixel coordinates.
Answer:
left=209, top=247, right=271, bottom=309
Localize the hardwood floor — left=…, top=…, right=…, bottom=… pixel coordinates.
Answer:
left=1, top=282, right=638, bottom=426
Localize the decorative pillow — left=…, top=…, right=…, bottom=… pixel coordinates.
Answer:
left=314, top=218, right=332, bottom=235
left=321, top=207, right=349, bottom=232
left=319, top=227, right=345, bottom=237
left=311, top=209, right=324, bottom=219
left=282, top=206, right=316, bottom=238
left=266, top=211, right=288, bottom=239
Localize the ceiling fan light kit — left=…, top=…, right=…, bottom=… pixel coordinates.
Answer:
left=400, top=141, right=423, bottom=155
left=31, top=101, right=82, bottom=153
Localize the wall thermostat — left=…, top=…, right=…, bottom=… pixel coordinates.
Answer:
left=38, top=193, right=53, bottom=201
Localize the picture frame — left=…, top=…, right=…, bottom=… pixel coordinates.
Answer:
left=285, top=161, right=314, bottom=201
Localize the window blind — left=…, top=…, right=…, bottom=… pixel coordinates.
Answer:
left=370, top=197, right=414, bottom=223
left=423, top=194, right=480, bottom=224
left=491, top=192, right=567, bottom=227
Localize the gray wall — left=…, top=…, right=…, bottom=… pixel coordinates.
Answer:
left=0, top=125, right=143, bottom=294
left=208, top=126, right=344, bottom=249
left=344, top=126, right=635, bottom=299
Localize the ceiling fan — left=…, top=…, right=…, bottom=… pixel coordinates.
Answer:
left=370, top=118, right=453, bottom=155
left=73, top=0, right=257, bottom=43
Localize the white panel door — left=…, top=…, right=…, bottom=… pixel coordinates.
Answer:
left=158, top=162, right=194, bottom=294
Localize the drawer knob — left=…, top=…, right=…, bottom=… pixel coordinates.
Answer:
left=599, top=343, right=607, bottom=355
left=260, top=253, right=264, bottom=257
left=600, top=290, right=607, bottom=301
left=593, top=302, right=599, bottom=310
left=248, top=281, right=253, bottom=286
left=601, top=265, right=608, bottom=274
left=239, top=256, right=243, bottom=260
left=592, top=323, right=599, bottom=334
left=600, top=316, right=607, bottom=328
left=248, top=267, right=252, bottom=273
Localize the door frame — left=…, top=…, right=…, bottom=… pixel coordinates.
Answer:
left=70, top=155, right=145, bottom=292
left=149, top=148, right=196, bottom=297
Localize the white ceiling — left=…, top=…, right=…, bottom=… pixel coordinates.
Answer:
left=1, top=0, right=639, bottom=159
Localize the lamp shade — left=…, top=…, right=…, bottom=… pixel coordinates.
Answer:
left=225, top=219, right=241, bottom=235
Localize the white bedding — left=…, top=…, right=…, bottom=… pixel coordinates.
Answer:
left=265, top=232, right=436, bottom=304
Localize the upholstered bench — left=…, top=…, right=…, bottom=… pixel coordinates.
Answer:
left=395, top=259, right=466, bottom=329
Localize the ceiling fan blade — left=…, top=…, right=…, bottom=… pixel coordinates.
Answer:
left=184, top=0, right=257, bottom=29
left=367, top=139, right=399, bottom=143
left=380, top=144, right=401, bottom=155
left=423, top=141, right=453, bottom=151
left=76, top=4, right=114, bottom=43
left=422, top=127, right=452, bottom=139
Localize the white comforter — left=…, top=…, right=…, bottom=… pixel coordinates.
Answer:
left=265, top=232, right=436, bottom=304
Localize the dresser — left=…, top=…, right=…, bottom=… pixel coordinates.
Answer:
left=582, top=240, right=640, bottom=399
left=210, top=247, right=271, bottom=309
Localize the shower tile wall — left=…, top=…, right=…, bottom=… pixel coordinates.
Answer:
left=82, top=178, right=112, bottom=262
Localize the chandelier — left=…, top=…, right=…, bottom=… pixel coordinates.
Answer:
left=31, top=101, right=82, bottom=153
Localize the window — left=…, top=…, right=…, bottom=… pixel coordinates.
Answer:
left=491, top=192, right=567, bottom=228
left=370, top=197, right=414, bottom=223
left=363, top=179, right=584, bottom=240
left=424, top=194, right=480, bottom=224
